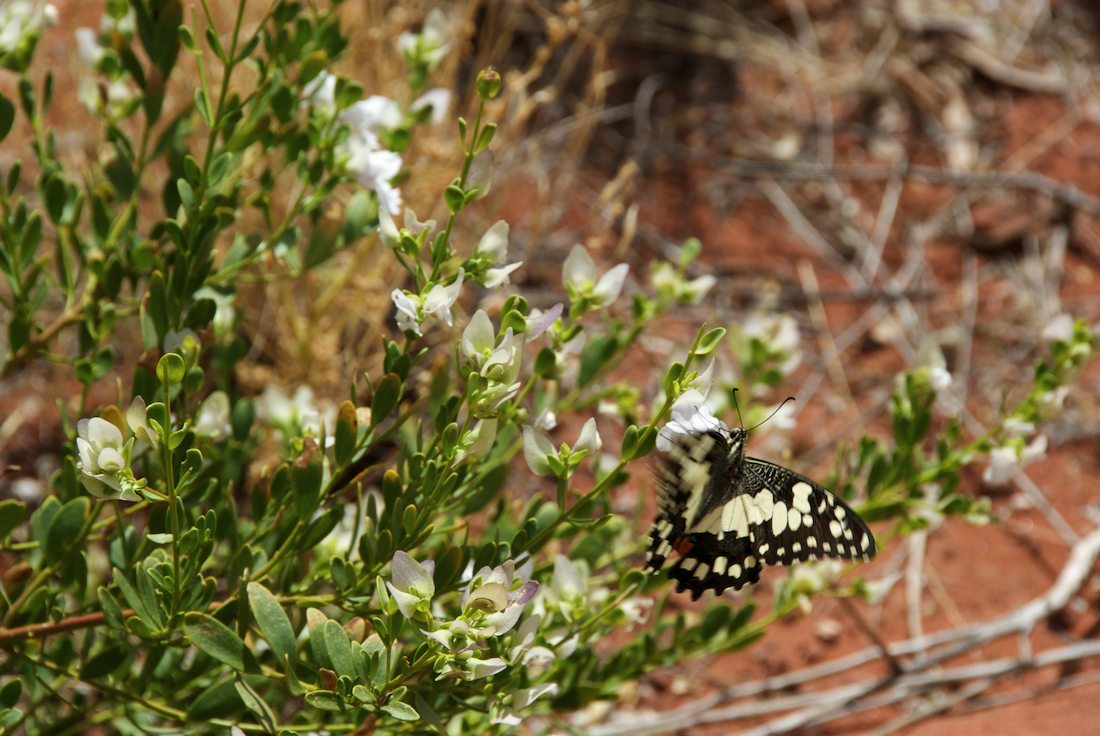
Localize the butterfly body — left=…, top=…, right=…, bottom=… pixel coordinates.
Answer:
left=646, top=426, right=875, bottom=600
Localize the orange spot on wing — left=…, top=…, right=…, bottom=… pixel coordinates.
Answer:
left=673, top=536, right=695, bottom=556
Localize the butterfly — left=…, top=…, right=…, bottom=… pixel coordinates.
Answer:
left=645, top=424, right=876, bottom=600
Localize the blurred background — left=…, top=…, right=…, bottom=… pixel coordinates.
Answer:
left=4, top=1, right=1100, bottom=733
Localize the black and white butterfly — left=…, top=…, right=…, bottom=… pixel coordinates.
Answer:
left=645, top=423, right=876, bottom=600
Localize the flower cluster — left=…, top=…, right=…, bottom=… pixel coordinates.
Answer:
left=522, top=418, right=602, bottom=478
left=562, top=245, right=629, bottom=319
left=385, top=553, right=542, bottom=682
left=73, top=7, right=138, bottom=118
left=76, top=397, right=159, bottom=502
left=391, top=268, right=464, bottom=337
left=0, top=0, right=57, bottom=71
left=255, top=385, right=336, bottom=445
left=462, top=309, right=524, bottom=419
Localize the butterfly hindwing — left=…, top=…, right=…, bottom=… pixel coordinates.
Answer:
left=741, top=457, right=877, bottom=565
left=646, top=426, right=875, bottom=600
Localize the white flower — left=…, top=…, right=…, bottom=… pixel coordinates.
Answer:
left=391, top=289, right=421, bottom=335
left=533, top=410, right=557, bottom=432
left=1004, top=417, right=1035, bottom=437
left=303, top=70, right=336, bottom=112
left=551, top=555, right=586, bottom=603
left=465, top=656, right=507, bottom=680
left=982, top=446, right=1016, bottom=486
left=125, top=395, right=159, bottom=450
left=573, top=418, right=602, bottom=456
left=76, top=417, right=139, bottom=501
left=526, top=303, right=563, bottom=339
left=194, top=391, right=231, bottom=441
left=0, top=1, right=54, bottom=54
left=411, top=88, right=451, bottom=124
left=1041, top=313, right=1075, bottom=344
left=983, top=435, right=1047, bottom=487
left=522, top=420, right=601, bottom=476
left=386, top=551, right=435, bottom=619
left=461, top=418, right=498, bottom=459
left=484, top=262, right=522, bottom=289
left=346, top=144, right=402, bottom=215
left=193, top=287, right=236, bottom=337
left=917, top=340, right=953, bottom=393
left=255, top=385, right=335, bottom=443
left=342, top=96, right=402, bottom=139
left=740, top=313, right=802, bottom=375
left=563, top=245, right=629, bottom=309
left=461, top=309, right=496, bottom=363
left=378, top=205, right=400, bottom=248
left=422, top=269, right=464, bottom=327
left=75, top=26, right=101, bottom=65
left=491, top=683, right=559, bottom=726
left=475, top=219, right=523, bottom=288
left=462, top=310, right=523, bottom=386
left=522, top=426, right=556, bottom=477
left=656, top=389, right=727, bottom=452
left=1022, top=434, right=1048, bottom=463
left=619, top=596, right=653, bottom=627
left=396, top=7, right=452, bottom=69
left=476, top=219, right=510, bottom=261
left=463, top=561, right=540, bottom=636
left=651, top=262, right=717, bottom=305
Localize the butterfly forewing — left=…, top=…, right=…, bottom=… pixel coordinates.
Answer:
left=646, top=426, right=875, bottom=600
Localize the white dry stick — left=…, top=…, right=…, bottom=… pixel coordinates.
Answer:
left=588, top=526, right=1100, bottom=736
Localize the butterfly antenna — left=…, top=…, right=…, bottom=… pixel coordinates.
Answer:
left=731, top=387, right=745, bottom=430
left=747, top=396, right=796, bottom=432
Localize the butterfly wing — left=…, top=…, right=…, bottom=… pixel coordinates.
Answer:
left=646, top=429, right=876, bottom=600
left=741, top=457, right=876, bottom=565
left=646, top=429, right=764, bottom=599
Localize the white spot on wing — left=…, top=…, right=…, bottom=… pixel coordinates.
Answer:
left=772, top=501, right=789, bottom=535
left=788, top=507, right=802, bottom=531
left=694, top=563, right=709, bottom=580
left=829, top=520, right=843, bottom=537
left=714, top=556, right=728, bottom=575
left=731, top=563, right=742, bottom=578
left=792, top=482, right=813, bottom=512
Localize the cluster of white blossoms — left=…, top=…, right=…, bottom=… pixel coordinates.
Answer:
left=73, top=9, right=138, bottom=117
left=385, top=549, right=643, bottom=726
left=305, top=71, right=450, bottom=216
left=254, top=385, right=337, bottom=445
left=75, top=397, right=157, bottom=501
left=0, top=1, right=56, bottom=64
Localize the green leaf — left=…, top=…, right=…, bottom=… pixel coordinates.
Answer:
left=183, top=612, right=259, bottom=673
left=80, top=644, right=130, bottom=680
left=321, top=619, right=355, bottom=679
left=186, top=678, right=245, bottom=721
left=0, top=679, right=22, bottom=709
left=0, top=93, right=14, bottom=141
left=235, top=678, right=276, bottom=731
left=695, top=327, right=726, bottom=356
left=44, top=498, right=89, bottom=564
left=157, top=352, right=186, bottom=386
left=578, top=335, right=618, bottom=387
left=371, top=373, right=402, bottom=423
left=248, top=583, right=296, bottom=670
left=382, top=701, right=420, bottom=721
left=334, top=400, right=358, bottom=466
left=0, top=500, right=26, bottom=539
left=177, top=178, right=194, bottom=209
left=443, top=183, right=465, bottom=214
left=97, top=586, right=125, bottom=629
